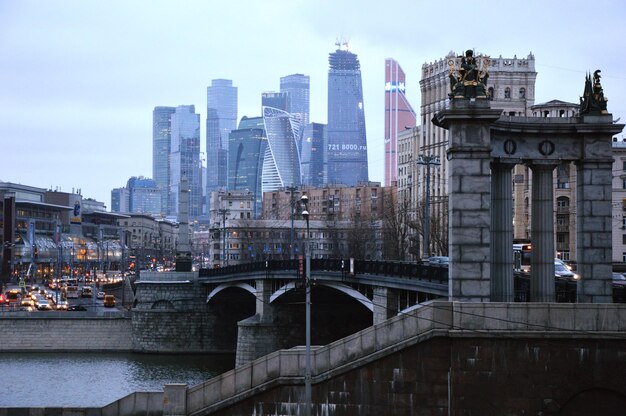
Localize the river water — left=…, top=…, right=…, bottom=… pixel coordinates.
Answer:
left=0, top=352, right=235, bottom=408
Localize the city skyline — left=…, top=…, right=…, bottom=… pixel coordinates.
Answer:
left=2, top=0, right=626, bottom=207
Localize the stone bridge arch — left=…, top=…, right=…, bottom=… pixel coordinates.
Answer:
left=270, top=281, right=373, bottom=311
left=206, top=282, right=256, bottom=303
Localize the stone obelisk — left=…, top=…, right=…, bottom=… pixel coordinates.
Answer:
left=175, top=177, right=192, bottom=272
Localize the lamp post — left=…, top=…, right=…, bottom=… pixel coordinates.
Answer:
left=286, top=185, right=298, bottom=260
left=300, top=194, right=312, bottom=416
left=416, top=154, right=441, bottom=259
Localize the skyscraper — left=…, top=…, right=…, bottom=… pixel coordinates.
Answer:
left=228, top=116, right=267, bottom=218
left=127, top=176, right=162, bottom=214
left=170, top=105, right=202, bottom=220
left=326, top=45, right=368, bottom=186
left=384, top=58, right=416, bottom=187
left=261, top=91, right=288, bottom=112
left=206, top=79, right=237, bottom=196
left=261, top=106, right=302, bottom=194
left=301, top=123, right=326, bottom=187
left=152, top=106, right=176, bottom=214
left=280, top=74, right=310, bottom=127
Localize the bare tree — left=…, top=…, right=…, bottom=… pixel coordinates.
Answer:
left=381, top=192, right=414, bottom=261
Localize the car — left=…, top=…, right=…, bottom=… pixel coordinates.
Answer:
left=21, top=298, right=35, bottom=308
left=81, top=286, right=93, bottom=298
left=103, top=295, right=116, bottom=308
left=36, top=299, right=52, bottom=311
left=555, top=262, right=579, bottom=281
left=55, top=300, right=69, bottom=311
left=67, top=305, right=87, bottom=311
left=612, top=272, right=626, bottom=286
left=427, top=256, right=449, bottom=266
left=97, top=291, right=105, bottom=300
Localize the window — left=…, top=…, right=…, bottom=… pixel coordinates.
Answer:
left=488, top=87, right=494, bottom=100
left=623, top=235, right=626, bottom=245
left=622, top=160, right=626, bottom=171
left=623, top=252, right=626, bottom=262
left=504, top=87, right=511, bottom=99
left=519, top=88, right=526, bottom=99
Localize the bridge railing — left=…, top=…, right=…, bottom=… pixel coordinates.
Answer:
left=198, top=259, right=449, bottom=283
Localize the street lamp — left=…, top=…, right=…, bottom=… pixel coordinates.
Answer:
left=300, top=194, right=312, bottom=416
left=416, top=154, right=441, bottom=259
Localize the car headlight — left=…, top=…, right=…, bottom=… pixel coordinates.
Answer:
left=572, top=273, right=581, bottom=281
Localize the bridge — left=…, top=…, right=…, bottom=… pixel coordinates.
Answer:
left=133, top=259, right=448, bottom=364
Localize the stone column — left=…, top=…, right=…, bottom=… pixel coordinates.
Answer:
left=373, top=287, right=398, bottom=324
left=490, top=162, right=515, bottom=302
left=433, top=100, right=502, bottom=302
left=256, top=279, right=273, bottom=322
left=576, top=160, right=614, bottom=302
left=529, top=163, right=556, bottom=302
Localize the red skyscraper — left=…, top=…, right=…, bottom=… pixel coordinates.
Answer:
left=384, top=58, right=416, bottom=186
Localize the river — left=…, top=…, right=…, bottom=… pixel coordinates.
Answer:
left=0, top=352, right=235, bottom=407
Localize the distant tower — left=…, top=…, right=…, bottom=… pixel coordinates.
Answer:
left=169, top=105, right=202, bottom=221
left=175, top=177, right=192, bottom=272
left=152, top=106, right=176, bottom=214
left=385, top=58, right=416, bottom=186
left=301, top=123, right=326, bottom=187
left=280, top=74, right=310, bottom=127
left=327, top=43, right=368, bottom=186
left=228, top=116, right=267, bottom=218
left=206, top=79, right=237, bottom=196
left=261, top=91, right=289, bottom=112
left=261, top=106, right=302, bottom=193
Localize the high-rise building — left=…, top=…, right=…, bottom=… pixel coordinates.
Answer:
left=261, top=92, right=288, bottom=112
left=384, top=58, right=416, bottom=187
left=169, top=105, right=202, bottom=220
left=206, top=79, right=238, bottom=197
left=261, top=106, right=302, bottom=194
left=111, top=187, right=130, bottom=213
left=228, top=116, right=267, bottom=218
left=417, top=51, right=537, bottom=256
left=301, top=123, right=326, bottom=187
left=127, top=176, right=162, bottom=215
left=280, top=74, right=310, bottom=127
left=326, top=45, right=368, bottom=186
left=152, top=106, right=176, bottom=214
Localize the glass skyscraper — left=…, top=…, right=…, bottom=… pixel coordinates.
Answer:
left=206, top=79, right=237, bottom=196
left=384, top=58, right=416, bottom=187
left=261, top=91, right=288, bottom=112
left=152, top=106, right=176, bottom=214
left=228, top=116, right=267, bottom=218
left=261, top=106, right=302, bottom=194
left=301, top=123, right=326, bottom=187
left=280, top=74, right=310, bottom=127
left=169, top=105, right=202, bottom=220
left=326, top=46, right=368, bottom=186
left=127, top=176, right=162, bottom=214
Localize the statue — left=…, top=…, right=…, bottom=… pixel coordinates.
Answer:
left=448, top=49, right=490, bottom=100
left=580, top=69, right=609, bottom=115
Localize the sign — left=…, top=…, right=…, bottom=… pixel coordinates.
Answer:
left=350, top=258, right=355, bottom=276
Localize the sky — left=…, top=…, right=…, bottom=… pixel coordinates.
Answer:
left=2, top=0, right=626, bottom=209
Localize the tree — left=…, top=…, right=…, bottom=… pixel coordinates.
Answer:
left=381, top=191, right=414, bottom=261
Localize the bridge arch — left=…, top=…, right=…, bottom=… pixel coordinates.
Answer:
left=270, top=281, right=373, bottom=311
left=206, top=282, right=256, bottom=303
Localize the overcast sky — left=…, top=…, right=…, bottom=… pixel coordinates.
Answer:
left=2, top=0, right=626, bottom=208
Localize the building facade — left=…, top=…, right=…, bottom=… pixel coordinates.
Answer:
left=152, top=106, right=176, bottom=214
left=228, top=117, right=267, bottom=218
left=126, top=176, right=161, bottom=215
left=326, top=45, right=368, bottom=186
left=418, top=51, right=537, bottom=255
left=169, top=105, right=202, bottom=220
left=301, top=123, right=326, bottom=187
left=612, top=139, right=626, bottom=265
left=261, top=92, right=288, bottom=112
left=384, top=58, right=417, bottom=187
left=206, top=79, right=238, bottom=198
left=280, top=73, right=310, bottom=127
left=261, top=106, right=302, bottom=193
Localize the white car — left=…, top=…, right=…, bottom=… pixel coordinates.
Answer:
left=36, top=299, right=53, bottom=311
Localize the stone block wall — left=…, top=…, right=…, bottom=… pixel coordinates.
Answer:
left=0, top=315, right=132, bottom=351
